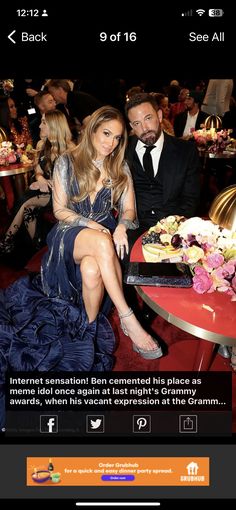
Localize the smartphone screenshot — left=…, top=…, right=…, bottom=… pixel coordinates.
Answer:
left=0, top=4, right=235, bottom=509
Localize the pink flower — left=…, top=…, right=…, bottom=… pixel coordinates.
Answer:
left=143, top=215, right=236, bottom=300
left=204, top=253, right=224, bottom=269
left=193, top=266, right=213, bottom=293
left=192, top=128, right=231, bottom=153
left=222, top=261, right=236, bottom=276
left=178, top=217, right=236, bottom=299
left=211, top=269, right=231, bottom=292
left=8, top=154, right=17, bottom=163
left=0, top=141, right=25, bottom=166
left=231, top=276, right=236, bottom=292
left=214, top=262, right=235, bottom=279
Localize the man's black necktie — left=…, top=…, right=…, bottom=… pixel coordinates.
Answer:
left=143, top=145, right=155, bottom=179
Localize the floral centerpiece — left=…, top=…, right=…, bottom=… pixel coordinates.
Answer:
left=0, top=141, right=32, bottom=166
left=142, top=215, right=236, bottom=300
left=192, top=128, right=232, bottom=154
left=0, top=79, right=14, bottom=95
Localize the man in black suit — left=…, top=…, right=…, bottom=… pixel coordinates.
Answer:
left=46, top=79, right=102, bottom=142
left=125, top=93, right=201, bottom=239
left=123, top=93, right=201, bottom=321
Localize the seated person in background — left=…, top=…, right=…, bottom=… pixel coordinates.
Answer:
left=46, top=79, right=102, bottom=143
left=174, top=90, right=208, bottom=139
left=11, top=78, right=46, bottom=117
left=29, top=90, right=57, bottom=146
left=0, top=95, right=33, bottom=211
left=151, top=93, right=174, bottom=136
left=0, top=110, right=74, bottom=255
left=169, top=87, right=189, bottom=124
left=125, top=93, right=201, bottom=240
left=165, top=80, right=180, bottom=105
left=7, top=96, right=33, bottom=147
left=0, top=95, right=32, bottom=148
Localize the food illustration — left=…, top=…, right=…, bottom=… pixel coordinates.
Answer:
left=31, top=459, right=61, bottom=484
left=32, top=469, right=51, bottom=483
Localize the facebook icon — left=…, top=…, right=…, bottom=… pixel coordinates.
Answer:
left=40, top=415, right=58, bottom=433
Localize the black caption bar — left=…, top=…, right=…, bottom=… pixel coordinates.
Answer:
left=6, top=371, right=232, bottom=411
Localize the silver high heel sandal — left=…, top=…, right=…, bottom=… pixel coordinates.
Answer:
left=118, top=308, right=163, bottom=360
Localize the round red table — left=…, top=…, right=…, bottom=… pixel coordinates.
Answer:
left=130, top=235, right=236, bottom=371
left=0, top=163, right=33, bottom=209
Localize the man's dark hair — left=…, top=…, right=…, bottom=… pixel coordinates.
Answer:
left=125, top=92, right=158, bottom=118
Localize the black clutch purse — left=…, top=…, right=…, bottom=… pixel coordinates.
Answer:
left=124, top=262, right=193, bottom=287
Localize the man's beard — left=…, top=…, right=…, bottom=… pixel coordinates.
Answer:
left=139, top=126, right=161, bottom=145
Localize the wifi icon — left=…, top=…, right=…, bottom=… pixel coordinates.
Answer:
left=196, top=9, right=205, bottom=16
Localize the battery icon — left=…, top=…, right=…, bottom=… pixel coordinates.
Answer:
left=208, top=9, right=224, bottom=17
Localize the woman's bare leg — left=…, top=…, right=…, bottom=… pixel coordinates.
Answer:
left=73, top=229, right=158, bottom=351
left=80, top=255, right=104, bottom=322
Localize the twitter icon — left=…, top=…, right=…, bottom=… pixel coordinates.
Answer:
left=86, top=415, right=105, bottom=433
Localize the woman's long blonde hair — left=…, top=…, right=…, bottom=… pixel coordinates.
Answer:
left=45, top=109, right=72, bottom=156
left=37, top=109, right=73, bottom=175
left=70, top=106, right=128, bottom=206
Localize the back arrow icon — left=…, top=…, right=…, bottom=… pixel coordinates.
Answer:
left=8, top=30, right=16, bottom=44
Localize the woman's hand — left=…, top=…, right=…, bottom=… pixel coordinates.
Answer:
left=30, top=177, right=51, bottom=193
left=29, top=181, right=40, bottom=190
left=87, top=220, right=111, bottom=235
left=113, top=224, right=129, bottom=260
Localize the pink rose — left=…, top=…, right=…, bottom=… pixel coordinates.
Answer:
left=193, top=266, right=213, bottom=293
left=194, top=266, right=207, bottom=275
left=205, top=253, right=224, bottom=269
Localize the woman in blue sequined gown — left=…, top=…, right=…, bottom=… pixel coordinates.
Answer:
left=0, top=106, right=163, bottom=429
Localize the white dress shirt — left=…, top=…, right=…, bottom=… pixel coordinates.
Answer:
left=183, top=111, right=198, bottom=137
